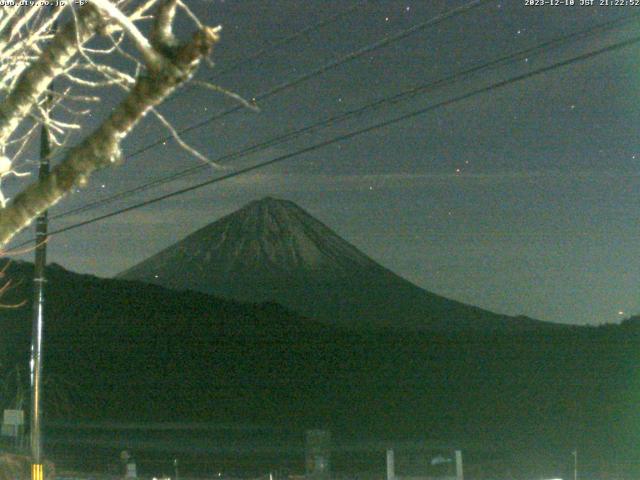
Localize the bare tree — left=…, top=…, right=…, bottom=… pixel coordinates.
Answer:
left=0, top=1, right=225, bottom=247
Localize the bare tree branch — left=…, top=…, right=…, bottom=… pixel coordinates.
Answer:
left=0, top=4, right=103, bottom=147
left=91, top=0, right=164, bottom=69
left=151, top=106, right=222, bottom=167
left=0, top=0, right=228, bottom=247
left=0, top=21, right=221, bottom=246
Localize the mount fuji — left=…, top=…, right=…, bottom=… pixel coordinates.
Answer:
left=118, top=197, right=557, bottom=332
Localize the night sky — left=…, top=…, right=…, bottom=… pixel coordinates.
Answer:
left=8, top=0, right=640, bottom=326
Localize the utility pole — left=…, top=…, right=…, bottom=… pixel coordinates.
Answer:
left=30, top=69, right=53, bottom=480
left=573, top=449, right=578, bottom=480
left=455, top=450, right=464, bottom=480
left=30, top=110, right=50, bottom=480
left=386, top=449, right=394, bottom=480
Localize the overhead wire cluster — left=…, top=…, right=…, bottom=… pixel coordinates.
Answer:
left=10, top=1, right=640, bottom=248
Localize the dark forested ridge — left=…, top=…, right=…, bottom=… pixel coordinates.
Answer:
left=0, top=261, right=638, bottom=476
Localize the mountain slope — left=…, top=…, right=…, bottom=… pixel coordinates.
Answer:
left=0, top=261, right=332, bottom=422
left=119, top=197, right=557, bottom=332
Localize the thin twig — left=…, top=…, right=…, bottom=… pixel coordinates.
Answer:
left=191, top=80, right=260, bottom=112
left=151, top=107, right=224, bottom=169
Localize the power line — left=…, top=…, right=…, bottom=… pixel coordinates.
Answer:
left=163, top=0, right=369, bottom=101
left=210, top=0, right=369, bottom=79
left=52, top=0, right=495, bottom=219
left=103, top=0, right=494, bottom=159
left=45, top=0, right=480, bottom=171
left=13, top=32, right=639, bottom=248
left=52, top=12, right=640, bottom=221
